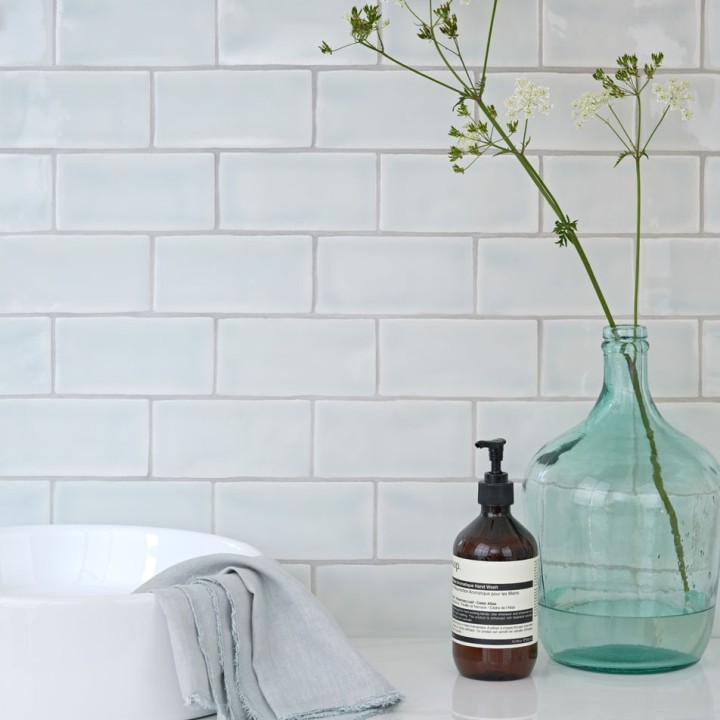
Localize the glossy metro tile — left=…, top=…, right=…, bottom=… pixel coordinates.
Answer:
left=381, top=155, right=538, bottom=233
left=154, top=236, right=312, bottom=313
left=541, top=319, right=699, bottom=398
left=316, top=236, right=473, bottom=315
left=0, top=236, right=150, bottom=313
left=220, top=153, right=376, bottom=231
left=0, top=72, right=150, bottom=149
left=0, top=318, right=51, bottom=394
left=57, top=154, right=215, bottom=231
left=543, top=0, right=701, bottom=68
left=217, top=319, right=376, bottom=397
left=0, top=155, right=52, bottom=231
left=57, top=0, right=215, bottom=66
left=55, top=318, right=214, bottom=395
left=640, top=238, right=720, bottom=316
left=316, top=71, right=456, bottom=149
left=153, top=401, right=311, bottom=478
left=155, top=71, right=312, bottom=148
left=215, top=482, right=374, bottom=560
left=316, top=564, right=450, bottom=637
left=543, top=156, right=699, bottom=234
left=0, top=481, right=51, bottom=525
left=382, top=0, right=539, bottom=68
left=315, top=401, right=472, bottom=478
left=0, top=0, right=53, bottom=65
left=0, top=400, right=148, bottom=476
left=219, top=0, right=374, bottom=65
left=377, top=482, right=478, bottom=560
left=379, top=320, right=537, bottom=397
left=54, top=481, right=212, bottom=532
left=477, top=237, right=634, bottom=317
left=476, top=401, right=594, bottom=479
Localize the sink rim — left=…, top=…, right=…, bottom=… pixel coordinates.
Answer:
left=0, top=523, right=262, bottom=601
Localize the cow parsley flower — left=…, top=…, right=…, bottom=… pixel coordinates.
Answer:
left=653, top=78, right=695, bottom=121
left=571, top=89, right=613, bottom=128
left=504, top=78, right=552, bottom=122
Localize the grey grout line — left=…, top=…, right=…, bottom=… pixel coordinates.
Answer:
left=1, top=147, right=717, bottom=157
left=214, top=152, right=221, bottom=229
left=311, top=235, right=319, bottom=313
left=48, top=478, right=56, bottom=523
left=311, top=70, right=318, bottom=148
left=374, top=319, right=381, bottom=396
left=210, top=481, right=217, bottom=533
left=701, top=0, right=707, bottom=71
left=50, top=316, right=57, bottom=394
left=147, top=400, right=154, bottom=478
left=699, top=318, right=705, bottom=397
left=700, top=154, right=707, bottom=233
left=309, top=400, right=316, bottom=478
left=50, top=153, right=58, bottom=231
left=148, top=234, right=156, bottom=312
left=537, top=318, right=544, bottom=397
left=372, top=481, right=378, bottom=560
left=212, top=317, right=219, bottom=395
left=538, top=0, right=544, bottom=68
left=4, top=229, right=720, bottom=239
left=149, top=72, right=156, bottom=148
left=1, top=64, right=715, bottom=73
left=472, top=236, right=479, bottom=314
left=375, top=152, right=382, bottom=232
left=214, top=0, right=220, bottom=66
left=52, top=0, right=58, bottom=66
left=0, top=393, right=711, bottom=403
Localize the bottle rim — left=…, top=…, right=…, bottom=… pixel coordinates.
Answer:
left=602, top=324, right=648, bottom=341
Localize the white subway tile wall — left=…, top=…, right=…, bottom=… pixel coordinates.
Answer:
left=0, top=0, right=718, bottom=638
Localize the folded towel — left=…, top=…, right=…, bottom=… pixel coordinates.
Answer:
left=134, top=554, right=403, bottom=720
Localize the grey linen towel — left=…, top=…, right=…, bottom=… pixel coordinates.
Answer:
left=134, top=554, right=403, bottom=720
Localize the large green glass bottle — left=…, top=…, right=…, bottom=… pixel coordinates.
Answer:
left=523, top=325, right=720, bottom=673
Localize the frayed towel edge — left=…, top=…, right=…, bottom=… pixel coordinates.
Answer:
left=277, top=691, right=406, bottom=720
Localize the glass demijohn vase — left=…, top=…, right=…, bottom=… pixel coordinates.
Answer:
left=523, top=325, right=720, bottom=673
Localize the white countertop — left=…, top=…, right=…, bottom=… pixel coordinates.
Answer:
left=197, top=637, right=720, bottom=720
left=352, top=638, right=720, bottom=720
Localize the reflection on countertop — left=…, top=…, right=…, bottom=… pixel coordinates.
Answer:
left=353, top=638, right=720, bottom=720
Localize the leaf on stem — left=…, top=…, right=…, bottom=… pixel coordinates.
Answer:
left=553, top=216, right=579, bottom=247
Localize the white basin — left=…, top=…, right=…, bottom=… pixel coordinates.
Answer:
left=0, top=524, right=261, bottom=720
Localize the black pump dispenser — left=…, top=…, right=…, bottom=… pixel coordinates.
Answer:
left=475, top=438, right=513, bottom=507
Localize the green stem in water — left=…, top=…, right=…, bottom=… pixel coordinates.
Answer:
left=623, top=351, right=690, bottom=593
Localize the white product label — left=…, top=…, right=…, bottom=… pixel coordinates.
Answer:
left=452, top=556, right=538, bottom=649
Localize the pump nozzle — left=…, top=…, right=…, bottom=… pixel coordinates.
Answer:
left=475, top=438, right=513, bottom=506
left=475, top=438, right=506, bottom=474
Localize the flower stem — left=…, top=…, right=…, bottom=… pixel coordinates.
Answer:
left=624, top=351, right=689, bottom=593
left=634, top=155, right=642, bottom=326
left=474, top=96, right=617, bottom=328
left=480, top=0, right=500, bottom=92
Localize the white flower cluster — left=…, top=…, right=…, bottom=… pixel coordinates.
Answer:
left=504, top=78, right=552, bottom=122
left=571, top=89, right=613, bottom=128
left=652, top=78, right=695, bottom=121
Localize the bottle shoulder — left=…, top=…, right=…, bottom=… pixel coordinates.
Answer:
left=453, top=511, right=537, bottom=561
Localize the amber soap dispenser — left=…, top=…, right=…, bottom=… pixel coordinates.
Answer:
left=452, top=439, right=538, bottom=680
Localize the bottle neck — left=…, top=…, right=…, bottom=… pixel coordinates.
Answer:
left=599, top=325, right=653, bottom=406
left=481, top=505, right=512, bottom=517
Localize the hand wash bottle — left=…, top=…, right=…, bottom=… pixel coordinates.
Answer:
left=452, top=439, right=538, bottom=680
